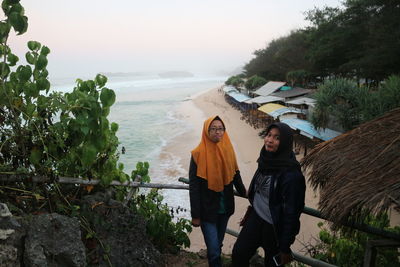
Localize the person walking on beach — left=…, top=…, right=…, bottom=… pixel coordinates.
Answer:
left=232, top=122, right=305, bottom=267
left=189, top=115, right=247, bottom=267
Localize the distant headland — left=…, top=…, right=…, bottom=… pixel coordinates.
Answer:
left=100, top=72, right=148, bottom=77
left=158, top=71, right=194, bottom=78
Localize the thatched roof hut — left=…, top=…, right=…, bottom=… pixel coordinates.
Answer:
left=301, top=107, right=400, bottom=224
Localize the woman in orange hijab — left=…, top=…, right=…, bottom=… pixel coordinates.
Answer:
left=189, top=115, right=247, bottom=267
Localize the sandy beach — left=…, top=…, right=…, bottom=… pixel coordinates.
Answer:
left=161, top=86, right=322, bottom=255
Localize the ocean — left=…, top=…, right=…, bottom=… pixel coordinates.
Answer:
left=52, top=73, right=226, bottom=218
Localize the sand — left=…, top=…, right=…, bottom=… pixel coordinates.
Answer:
left=161, top=86, right=322, bottom=255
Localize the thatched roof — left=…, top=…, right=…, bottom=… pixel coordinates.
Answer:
left=301, top=107, right=400, bottom=224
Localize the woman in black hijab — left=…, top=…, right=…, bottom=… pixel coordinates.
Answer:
left=232, top=122, right=306, bottom=267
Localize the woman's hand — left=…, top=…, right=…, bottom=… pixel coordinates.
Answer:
left=191, top=218, right=201, bottom=227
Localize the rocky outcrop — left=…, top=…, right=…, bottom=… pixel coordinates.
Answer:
left=81, top=192, right=163, bottom=266
left=0, top=203, right=25, bottom=267
left=0, top=205, right=86, bottom=267
left=24, top=213, right=86, bottom=267
left=0, top=197, right=163, bottom=267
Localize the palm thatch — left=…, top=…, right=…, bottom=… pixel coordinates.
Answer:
left=302, top=107, right=400, bottom=224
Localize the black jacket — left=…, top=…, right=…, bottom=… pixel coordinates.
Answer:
left=248, top=168, right=305, bottom=253
left=189, top=156, right=247, bottom=223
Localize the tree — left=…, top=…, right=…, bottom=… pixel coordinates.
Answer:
left=244, top=75, right=267, bottom=91
left=244, top=30, right=312, bottom=81
left=225, top=75, right=244, bottom=88
left=286, top=69, right=309, bottom=87
left=311, top=78, right=366, bottom=131
left=305, top=0, right=400, bottom=83
left=311, top=75, right=400, bottom=131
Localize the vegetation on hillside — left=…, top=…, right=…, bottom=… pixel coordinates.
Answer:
left=224, top=0, right=400, bottom=131
left=311, top=75, right=400, bottom=131
left=241, top=0, right=400, bottom=85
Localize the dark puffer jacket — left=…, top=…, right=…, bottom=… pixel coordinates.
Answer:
left=189, top=157, right=247, bottom=223
left=248, top=168, right=305, bottom=253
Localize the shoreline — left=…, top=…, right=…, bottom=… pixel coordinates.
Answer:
left=159, top=86, right=321, bottom=255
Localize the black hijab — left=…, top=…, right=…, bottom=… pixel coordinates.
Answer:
left=257, top=122, right=301, bottom=174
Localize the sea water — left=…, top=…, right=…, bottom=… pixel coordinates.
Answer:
left=52, top=73, right=226, bottom=218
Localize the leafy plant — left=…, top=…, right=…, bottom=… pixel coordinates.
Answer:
left=244, top=75, right=267, bottom=90
left=132, top=188, right=192, bottom=253
left=309, top=213, right=400, bottom=267
left=311, top=76, right=400, bottom=131
left=0, top=0, right=193, bottom=257
left=225, top=75, right=244, bottom=88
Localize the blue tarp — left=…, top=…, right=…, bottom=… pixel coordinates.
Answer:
left=227, top=91, right=251, bottom=103
left=223, top=86, right=238, bottom=93
left=281, top=118, right=342, bottom=141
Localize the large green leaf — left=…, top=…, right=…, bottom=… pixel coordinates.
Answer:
left=27, top=40, right=40, bottom=51
left=25, top=51, right=35, bottom=64
left=100, top=116, right=109, bottom=131
left=0, top=62, right=10, bottom=78
left=81, top=145, right=97, bottom=167
left=29, top=148, right=42, bottom=165
left=23, top=82, right=38, bottom=98
left=2, top=1, right=21, bottom=16
left=0, top=22, right=11, bottom=42
left=102, top=107, right=110, bottom=116
left=100, top=87, right=116, bottom=107
left=80, top=126, right=89, bottom=135
left=35, top=54, right=47, bottom=70
left=9, top=3, right=23, bottom=15
left=40, top=45, right=50, bottom=56
left=8, top=12, right=27, bottom=35
left=110, top=122, right=119, bottom=132
left=95, top=74, right=107, bottom=87
left=5, top=0, right=21, bottom=5
left=36, top=77, right=50, bottom=91
left=17, top=65, right=31, bottom=82
left=26, top=102, right=36, bottom=117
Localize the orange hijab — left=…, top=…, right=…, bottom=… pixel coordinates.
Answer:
left=191, top=116, right=239, bottom=192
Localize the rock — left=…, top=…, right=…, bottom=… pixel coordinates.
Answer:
left=0, top=244, right=18, bottom=267
left=81, top=192, right=163, bottom=266
left=24, top=213, right=86, bottom=267
left=0, top=203, right=12, bottom=217
left=0, top=203, right=25, bottom=267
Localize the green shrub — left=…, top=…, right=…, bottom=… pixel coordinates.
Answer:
left=310, top=214, right=400, bottom=267
left=225, top=75, right=244, bottom=88
left=132, top=188, right=192, bottom=253
left=245, top=75, right=267, bottom=90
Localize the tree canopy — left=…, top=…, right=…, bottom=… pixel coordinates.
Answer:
left=243, top=0, right=400, bottom=85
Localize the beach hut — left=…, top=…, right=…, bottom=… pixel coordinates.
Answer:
left=271, top=87, right=313, bottom=101
left=222, top=85, right=238, bottom=94
left=301, top=107, right=400, bottom=224
left=286, top=96, right=316, bottom=107
left=252, top=81, right=286, bottom=97
left=242, top=96, right=285, bottom=128
left=258, top=103, right=305, bottom=120
left=281, top=118, right=341, bottom=141
left=286, top=97, right=316, bottom=119
left=224, top=90, right=251, bottom=111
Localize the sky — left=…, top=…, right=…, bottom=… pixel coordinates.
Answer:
left=7, top=0, right=343, bottom=79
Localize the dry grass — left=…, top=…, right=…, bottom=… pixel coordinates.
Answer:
left=301, top=107, right=400, bottom=224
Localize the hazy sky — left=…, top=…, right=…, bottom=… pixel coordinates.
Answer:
left=8, top=0, right=342, bottom=78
